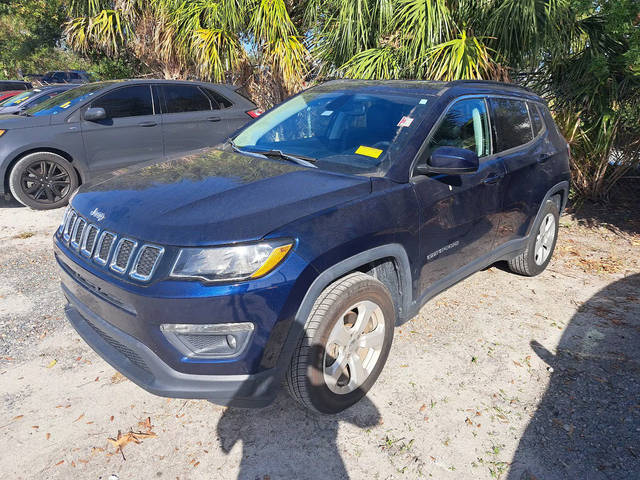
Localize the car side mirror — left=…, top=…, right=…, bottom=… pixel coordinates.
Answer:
left=416, top=146, right=479, bottom=176
left=84, top=107, right=107, bottom=121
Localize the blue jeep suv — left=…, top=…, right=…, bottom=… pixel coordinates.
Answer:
left=54, top=80, right=570, bottom=413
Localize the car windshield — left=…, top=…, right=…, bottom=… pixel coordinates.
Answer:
left=233, top=87, right=434, bottom=175
left=25, top=83, right=106, bottom=116
left=0, top=90, right=37, bottom=107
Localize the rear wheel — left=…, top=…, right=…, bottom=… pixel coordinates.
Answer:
left=286, top=272, right=395, bottom=414
left=9, top=152, right=78, bottom=210
left=508, top=199, right=560, bottom=276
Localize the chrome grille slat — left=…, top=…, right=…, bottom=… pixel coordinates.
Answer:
left=63, top=211, right=77, bottom=242
left=70, top=218, right=86, bottom=250
left=130, top=245, right=164, bottom=282
left=80, top=224, right=99, bottom=258
left=94, top=231, right=116, bottom=266
left=110, top=238, right=137, bottom=274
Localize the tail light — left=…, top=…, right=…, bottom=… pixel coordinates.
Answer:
left=246, top=109, right=263, bottom=119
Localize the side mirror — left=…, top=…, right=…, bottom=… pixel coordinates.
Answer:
left=84, top=107, right=106, bottom=122
left=416, top=146, right=479, bottom=175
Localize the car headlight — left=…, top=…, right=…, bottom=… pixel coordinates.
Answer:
left=170, top=240, right=293, bottom=282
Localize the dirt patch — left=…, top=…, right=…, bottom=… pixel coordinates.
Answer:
left=0, top=199, right=638, bottom=479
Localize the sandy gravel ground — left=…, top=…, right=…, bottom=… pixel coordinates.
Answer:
left=1, top=195, right=639, bottom=480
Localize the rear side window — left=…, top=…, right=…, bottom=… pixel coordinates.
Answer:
left=91, top=85, right=153, bottom=118
left=489, top=98, right=533, bottom=152
left=429, top=98, right=491, bottom=157
left=529, top=103, right=544, bottom=136
left=203, top=88, right=233, bottom=109
left=161, top=85, right=211, bottom=113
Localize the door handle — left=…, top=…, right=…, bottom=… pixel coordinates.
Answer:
left=138, top=121, right=157, bottom=127
left=207, top=116, right=222, bottom=122
left=482, top=173, right=504, bottom=185
left=537, top=153, right=552, bottom=164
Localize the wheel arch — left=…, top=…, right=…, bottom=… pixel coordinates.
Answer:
left=273, top=244, right=413, bottom=375
left=526, top=181, right=569, bottom=237
left=3, top=147, right=83, bottom=196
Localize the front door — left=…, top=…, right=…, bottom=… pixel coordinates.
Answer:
left=80, top=84, right=163, bottom=173
left=412, top=97, right=507, bottom=294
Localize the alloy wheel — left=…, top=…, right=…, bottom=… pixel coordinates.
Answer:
left=20, top=160, right=71, bottom=204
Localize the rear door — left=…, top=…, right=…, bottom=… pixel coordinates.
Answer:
left=80, top=84, right=163, bottom=173
left=412, top=97, right=507, bottom=292
left=158, top=84, right=239, bottom=156
left=488, top=97, right=553, bottom=245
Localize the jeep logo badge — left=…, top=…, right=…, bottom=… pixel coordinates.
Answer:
left=90, top=208, right=105, bottom=222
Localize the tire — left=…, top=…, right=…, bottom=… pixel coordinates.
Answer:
left=508, top=199, right=560, bottom=276
left=285, top=272, right=395, bottom=414
left=9, top=151, right=78, bottom=210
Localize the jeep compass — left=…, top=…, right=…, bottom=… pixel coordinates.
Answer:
left=54, top=80, right=570, bottom=413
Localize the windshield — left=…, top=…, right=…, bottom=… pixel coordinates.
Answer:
left=0, top=90, right=37, bottom=107
left=233, top=87, right=434, bottom=175
left=25, top=83, right=107, bottom=116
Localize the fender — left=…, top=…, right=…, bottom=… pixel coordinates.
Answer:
left=525, top=180, right=569, bottom=237
left=273, top=244, right=412, bottom=376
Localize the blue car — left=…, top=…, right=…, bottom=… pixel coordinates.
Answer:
left=54, top=80, right=570, bottom=413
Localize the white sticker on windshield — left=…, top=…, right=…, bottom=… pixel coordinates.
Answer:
left=321, top=110, right=333, bottom=116
left=419, top=98, right=428, bottom=105
left=397, top=116, right=414, bottom=128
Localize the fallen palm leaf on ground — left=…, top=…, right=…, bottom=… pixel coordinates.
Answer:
left=107, top=417, right=157, bottom=460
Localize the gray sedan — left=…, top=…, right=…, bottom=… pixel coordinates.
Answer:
left=0, top=79, right=258, bottom=209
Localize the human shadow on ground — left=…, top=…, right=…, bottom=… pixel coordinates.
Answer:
left=509, top=273, right=640, bottom=479
left=216, top=392, right=380, bottom=480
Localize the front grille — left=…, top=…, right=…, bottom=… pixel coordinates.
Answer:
left=110, top=238, right=137, bottom=273
left=95, top=232, right=116, bottom=266
left=59, top=209, right=164, bottom=282
left=84, top=316, right=151, bottom=374
left=130, top=245, right=164, bottom=281
left=71, top=218, right=86, bottom=249
left=80, top=225, right=99, bottom=257
left=63, top=211, right=77, bottom=242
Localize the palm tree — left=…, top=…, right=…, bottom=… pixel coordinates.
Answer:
left=65, top=0, right=308, bottom=100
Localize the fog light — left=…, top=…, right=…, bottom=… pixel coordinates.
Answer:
left=161, top=323, right=254, bottom=359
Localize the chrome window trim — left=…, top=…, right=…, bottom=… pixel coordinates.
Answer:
left=80, top=224, right=100, bottom=258
left=129, top=245, right=165, bottom=282
left=109, top=238, right=138, bottom=274
left=410, top=93, right=548, bottom=178
left=93, top=231, right=117, bottom=266
left=70, top=217, right=86, bottom=250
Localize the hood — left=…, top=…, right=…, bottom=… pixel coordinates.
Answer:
left=0, top=106, right=19, bottom=114
left=71, top=149, right=372, bottom=246
left=0, top=113, right=50, bottom=128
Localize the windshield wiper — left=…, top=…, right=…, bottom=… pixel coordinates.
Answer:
left=250, top=149, right=317, bottom=168
left=228, top=140, right=317, bottom=168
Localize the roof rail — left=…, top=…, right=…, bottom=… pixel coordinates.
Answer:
left=447, top=80, right=534, bottom=93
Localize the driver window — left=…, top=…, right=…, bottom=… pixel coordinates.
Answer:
left=429, top=98, right=491, bottom=158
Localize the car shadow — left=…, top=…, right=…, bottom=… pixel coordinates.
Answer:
left=508, top=273, right=640, bottom=479
left=216, top=391, right=380, bottom=479
left=0, top=196, right=24, bottom=209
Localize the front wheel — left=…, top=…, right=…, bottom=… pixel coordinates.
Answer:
left=508, top=199, right=560, bottom=276
left=285, top=272, right=395, bottom=414
left=9, top=152, right=78, bottom=210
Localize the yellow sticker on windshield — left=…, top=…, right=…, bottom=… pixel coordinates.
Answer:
left=355, top=145, right=383, bottom=158
left=60, top=101, right=71, bottom=109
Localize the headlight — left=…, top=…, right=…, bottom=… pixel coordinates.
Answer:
left=170, top=240, right=293, bottom=282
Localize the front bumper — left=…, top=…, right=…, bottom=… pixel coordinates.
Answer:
left=64, top=286, right=278, bottom=407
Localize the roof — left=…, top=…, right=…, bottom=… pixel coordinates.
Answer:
left=320, top=78, right=541, bottom=100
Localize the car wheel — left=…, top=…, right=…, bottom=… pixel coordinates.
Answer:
left=285, top=272, right=395, bottom=414
left=508, top=199, right=560, bottom=276
left=8, top=152, right=78, bottom=210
